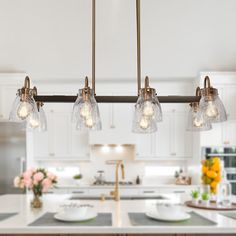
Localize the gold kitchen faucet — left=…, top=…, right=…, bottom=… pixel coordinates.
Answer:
left=107, top=160, right=125, bottom=201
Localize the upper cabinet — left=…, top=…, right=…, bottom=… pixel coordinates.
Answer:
left=89, top=102, right=136, bottom=144
left=33, top=104, right=90, bottom=161
left=135, top=108, right=193, bottom=160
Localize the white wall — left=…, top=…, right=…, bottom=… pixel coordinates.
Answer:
left=0, top=0, right=236, bottom=81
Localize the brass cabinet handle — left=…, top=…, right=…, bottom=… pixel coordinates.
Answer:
left=223, top=141, right=230, bottom=145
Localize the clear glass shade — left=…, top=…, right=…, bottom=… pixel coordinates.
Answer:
left=199, top=94, right=227, bottom=123
left=36, top=105, right=47, bottom=132
left=132, top=89, right=162, bottom=133
left=187, top=105, right=212, bottom=131
left=9, top=89, right=38, bottom=122
left=72, top=89, right=101, bottom=131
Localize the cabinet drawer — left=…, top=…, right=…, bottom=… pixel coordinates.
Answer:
left=69, top=189, right=89, bottom=195
left=139, top=189, right=158, bottom=196
left=89, top=189, right=112, bottom=197
left=120, top=189, right=139, bottom=196
left=51, top=188, right=68, bottom=194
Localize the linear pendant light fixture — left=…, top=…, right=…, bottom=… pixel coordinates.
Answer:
left=9, top=0, right=227, bottom=133
left=71, top=0, right=101, bottom=131
left=132, top=0, right=162, bottom=133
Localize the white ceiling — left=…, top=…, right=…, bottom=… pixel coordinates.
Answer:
left=0, top=0, right=236, bottom=82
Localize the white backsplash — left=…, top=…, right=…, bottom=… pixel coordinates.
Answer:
left=41, top=145, right=190, bottom=186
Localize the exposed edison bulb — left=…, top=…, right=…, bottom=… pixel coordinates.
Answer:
left=193, top=116, right=204, bottom=127
left=85, top=116, right=93, bottom=128
left=205, top=101, right=218, bottom=118
left=17, top=102, right=32, bottom=119
left=80, top=102, right=91, bottom=118
left=29, top=117, right=40, bottom=128
left=139, top=116, right=150, bottom=129
left=142, top=101, right=154, bottom=117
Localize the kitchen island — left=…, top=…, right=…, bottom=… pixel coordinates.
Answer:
left=0, top=194, right=235, bottom=235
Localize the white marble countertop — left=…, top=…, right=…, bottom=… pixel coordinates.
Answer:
left=0, top=194, right=236, bottom=234
left=56, top=184, right=199, bottom=189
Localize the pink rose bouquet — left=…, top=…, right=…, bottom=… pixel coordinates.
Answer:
left=14, top=168, right=57, bottom=197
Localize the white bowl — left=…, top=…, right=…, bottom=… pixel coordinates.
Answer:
left=61, top=205, right=89, bottom=218
left=156, top=204, right=182, bottom=218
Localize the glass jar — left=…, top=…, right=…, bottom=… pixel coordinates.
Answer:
left=217, top=168, right=232, bottom=206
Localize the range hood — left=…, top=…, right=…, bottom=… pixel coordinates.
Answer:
left=89, top=130, right=136, bottom=145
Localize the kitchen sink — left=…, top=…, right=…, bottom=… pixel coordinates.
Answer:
left=69, top=196, right=168, bottom=200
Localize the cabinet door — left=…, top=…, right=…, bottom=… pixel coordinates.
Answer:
left=173, top=111, right=192, bottom=158
left=222, top=121, right=236, bottom=146
left=200, top=123, right=222, bottom=147
left=70, top=129, right=89, bottom=159
left=155, top=112, right=172, bottom=157
left=113, top=103, right=134, bottom=131
left=222, top=86, right=236, bottom=120
left=52, top=112, right=70, bottom=157
left=33, top=110, right=52, bottom=158
left=98, top=103, right=110, bottom=130
left=135, top=133, right=156, bottom=158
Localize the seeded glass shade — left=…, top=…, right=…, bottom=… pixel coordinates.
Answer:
left=132, top=88, right=162, bottom=133
left=199, top=94, right=227, bottom=123
left=9, top=89, right=38, bottom=123
left=187, top=106, right=212, bottom=131
left=37, top=105, right=47, bottom=132
left=72, top=89, right=101, bottom=131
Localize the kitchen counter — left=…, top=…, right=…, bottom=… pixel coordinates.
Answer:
left=56, top=184, right=199, bottom=189
left=0, top=194, right=235, bottom=234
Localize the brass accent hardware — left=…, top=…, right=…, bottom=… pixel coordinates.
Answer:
left=82, top=76, right=92, bottom=101
left=200, top=76, right=218, bottom=101
left=19, top=76, right=31, bottom=102
left=190, top=87, right=201, bottom=112
left=108, top=160, right=125, bottom=201
left=136, top=0, right=141, bottom=94
left=92, top=0, right=96, bottom=94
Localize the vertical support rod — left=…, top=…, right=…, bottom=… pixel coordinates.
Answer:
left=92, top=0, right=96, bottom=94
left=136, top=0, right=141, bottom=95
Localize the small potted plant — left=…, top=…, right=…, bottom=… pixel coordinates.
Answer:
left=73, top=174, right=83, bottom=185
left=191, top=190, right=200, bottom=205
left=201, top=192, right=210, bottom=206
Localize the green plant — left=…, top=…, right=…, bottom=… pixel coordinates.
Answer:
left=191, top=190, right=200, bottom=199
left=201, top=192, right=210, bottom=201
left=73, top=174, right=83, bottom=180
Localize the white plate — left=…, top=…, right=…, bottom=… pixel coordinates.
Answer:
left=146, top=211, right=191, bottom=222
left=54, top=210, right=97, bottom=222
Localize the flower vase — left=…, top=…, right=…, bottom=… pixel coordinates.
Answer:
left=31, top=193, right=42, bottom=209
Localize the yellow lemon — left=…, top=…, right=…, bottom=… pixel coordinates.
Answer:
left=210, top=181, right=217, bottom=189
left=211, top=163, right=220, bottom=172
left=202, top=166, right=208, bottom=174
left=214, top=174, right=221, bottom=182
left=206, top=170, right=217, bottom=179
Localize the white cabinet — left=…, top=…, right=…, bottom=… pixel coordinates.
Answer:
left=33, top=104, right=89, bottom=160
left=222, top=121, right=236, bottom=146
left=173, top=111, right=192, bottom=158
left=135, top=133, right=156, bottom=158
left=155, top=112, right=172, bottom=157
left=89, top=103, right=135, bottom=144
left=135, top=109, right=192, bottom=159
left=221, top=85, right=236, bottom=120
